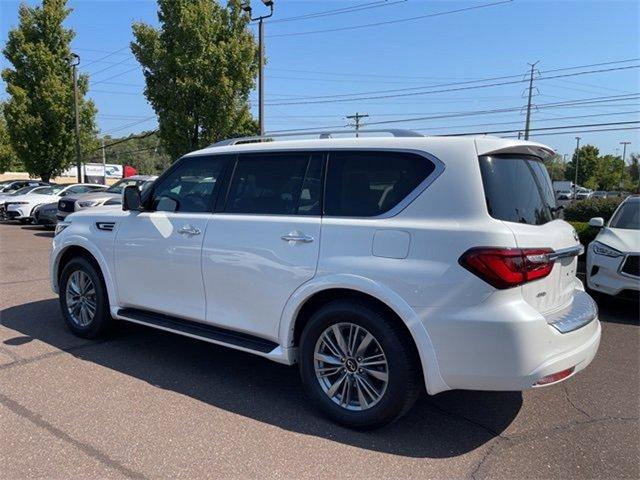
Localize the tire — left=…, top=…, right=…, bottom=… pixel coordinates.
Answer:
left=59, top=256, right=112, bottom=338
left=299, top=299, right=422, bottom=429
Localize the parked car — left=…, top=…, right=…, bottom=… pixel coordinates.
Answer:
left=586, top=195, right=640, bottom=298
left=557, top=190, right=573, bottom=200
left=51, top=132, right=600, bottom=429
left=576, top=189, right=592, bottom=200
left=0, top=185, right=53, bottom=220
left=57, top=175, right=157, bottom=221
left=0, top=179, right=49, bottom=194
left=592, top=191, right=608, bottom=199
left=33, top=202, right=59, bottom=228
left=5, top=183, right=107, bottom=223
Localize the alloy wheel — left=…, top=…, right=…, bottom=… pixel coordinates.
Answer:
left=65, top=270, right=97, bottom=327
left=313, top=322, right=389, bottom=411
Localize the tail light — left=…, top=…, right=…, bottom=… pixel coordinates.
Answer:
left=459, top=247, right=554, bottom=289
left=534, top=366, right=575, bottom=386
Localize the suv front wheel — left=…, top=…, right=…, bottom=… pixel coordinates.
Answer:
left=299, top=299, right=422, bottom=429
left=59, top=257, right=112, bottom=338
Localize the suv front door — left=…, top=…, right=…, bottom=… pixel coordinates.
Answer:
left=202, top=152, right=323, bottom=341
left=114, top=155, right=228, bottom=320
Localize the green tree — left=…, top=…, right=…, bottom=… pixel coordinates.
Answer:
left=565, top=145, right=599, bottom=188
left=2, top=0, right=97, bottom=182
left=545, top=154, right=566, bottom=181
left=131, top=0, right=259, bottom=161
left=0, top=103, right=21, bottom=173
left=592, top=154, right=629, bottom=191
left=84, top=132, right=172, bottom=175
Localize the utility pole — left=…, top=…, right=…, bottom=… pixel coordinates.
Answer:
left=620, top=141, right=631, bottom=188
left=523, top=61, right=539, bottom=140
left=101, top=137, right=107, bottom=185
left=573, top=136, right=581, bottom=198
left=69, top=53, right=82, bottom=183
left=346, top=112, right=369, bottom=137
left=242, top=1, right=274, bottom=136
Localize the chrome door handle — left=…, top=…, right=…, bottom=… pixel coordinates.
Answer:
left=281, top=232, right=314, bottom=243
left=178, top=225, right=201, bottom=236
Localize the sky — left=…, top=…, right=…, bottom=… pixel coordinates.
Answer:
left=1, top=0, right=639, bottom=161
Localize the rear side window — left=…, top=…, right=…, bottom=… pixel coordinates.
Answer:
left=324, top=151, right=434, bottom=217
left=479, top=155, right=557, bottom=225
left=225, top=153, right=312, bottom=215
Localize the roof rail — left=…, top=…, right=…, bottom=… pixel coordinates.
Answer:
left=210, top=129, right=423, bottom=147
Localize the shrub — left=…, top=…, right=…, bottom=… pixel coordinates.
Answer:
left=563, top=197, right=622, bottom=222
left=569, top=221, right=599, bottom=248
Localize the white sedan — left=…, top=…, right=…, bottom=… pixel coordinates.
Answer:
left=586, top=195, right=640, bottom=298
left=4, top=183, right=107, bottom=223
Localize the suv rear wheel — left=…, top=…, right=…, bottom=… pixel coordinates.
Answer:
left=59, top=257, right=112, bottom=338
left=299, top=299, right=422, bottom=429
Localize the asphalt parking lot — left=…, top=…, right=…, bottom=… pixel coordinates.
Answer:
left=0, top=222, right=638, bottom=480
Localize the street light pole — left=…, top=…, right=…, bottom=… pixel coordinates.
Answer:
left=573, top=137, right=581, bottom=198
left=243, top=1, right=274, bottom=136
left=620, top=141, right=631, bottom=189
left=69, top=53, right=82, bottom=183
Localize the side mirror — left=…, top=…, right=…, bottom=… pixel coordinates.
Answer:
left=589, top=217, right=604, bottom=228
left=122, top=185, right=142, bottom=211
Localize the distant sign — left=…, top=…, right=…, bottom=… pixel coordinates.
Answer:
left=61, top=163, right=123, bottom=183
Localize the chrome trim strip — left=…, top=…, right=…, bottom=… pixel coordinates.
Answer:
left=546, top=290, right=597, bottom=334
left=548, top=244, right=584, bottom=261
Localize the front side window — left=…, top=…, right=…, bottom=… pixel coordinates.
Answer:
left=324, top=151, right=435, bottom=217
left=479, top=155, right=556, bottom=225
left=149, top=156, right=226, bottom=213
left=225, top=153, right=312, bottom=215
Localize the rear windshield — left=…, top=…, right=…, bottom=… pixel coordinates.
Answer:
left=479, top=155, right=557, bottom=225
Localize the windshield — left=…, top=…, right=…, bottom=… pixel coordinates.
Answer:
left=35, top=186, right=63, bottom=195
left=609, top=201, right=640, bottom=230
left=106, top=178, right=144, bottom=194
left=479, top=155, right=557, bottom=225
left=9, top=186, right=35, bottom=196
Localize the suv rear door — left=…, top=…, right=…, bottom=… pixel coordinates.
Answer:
left=479, top=154, right=581, bottom=314
left=202, top=151, right=323, bottom=341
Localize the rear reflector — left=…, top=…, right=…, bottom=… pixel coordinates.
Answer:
left=534, top=366, right=575, bottom=386
left=459, top=247, right=554, bottom=289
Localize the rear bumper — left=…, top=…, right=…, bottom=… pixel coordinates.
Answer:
left=415, top=283, right=600, bottom=392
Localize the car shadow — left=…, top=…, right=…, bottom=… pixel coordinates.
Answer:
left=0, top=299, right=522, bottom=458
left=594, top=294, right=639, bottom=326
left=20, top=225, right=54, bottom=238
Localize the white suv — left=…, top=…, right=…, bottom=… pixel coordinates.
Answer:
left=50, top=131, right=600, bottom=429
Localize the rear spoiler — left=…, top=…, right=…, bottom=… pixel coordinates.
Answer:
left=474, top=138, right=556, bottom=161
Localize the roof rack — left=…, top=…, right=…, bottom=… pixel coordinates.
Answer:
left=210, top=129, right=423, bottom=147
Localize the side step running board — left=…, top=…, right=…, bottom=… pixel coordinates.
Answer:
left=117, top=308, right=279, bottom=353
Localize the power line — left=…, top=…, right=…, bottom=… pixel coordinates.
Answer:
left=264, top=95, right=640, bottom=133
left=507, top=126, right=640, bottom=138
left=415, top=110, right=640, bottom=132
left=81, top=46, right=131, bottom=70
left=265, top=64, right=640, bottom=105
left=270, top=0, right=513, bottom=38
left=441, top=120, right=640, bottom=137
left=268, top=1, right=405, bottom=24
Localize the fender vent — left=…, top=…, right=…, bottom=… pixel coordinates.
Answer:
left=96, top=222, right=115, bottom=232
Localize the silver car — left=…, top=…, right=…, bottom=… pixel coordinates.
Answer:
left=57, top=175, right=157, bottom=221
